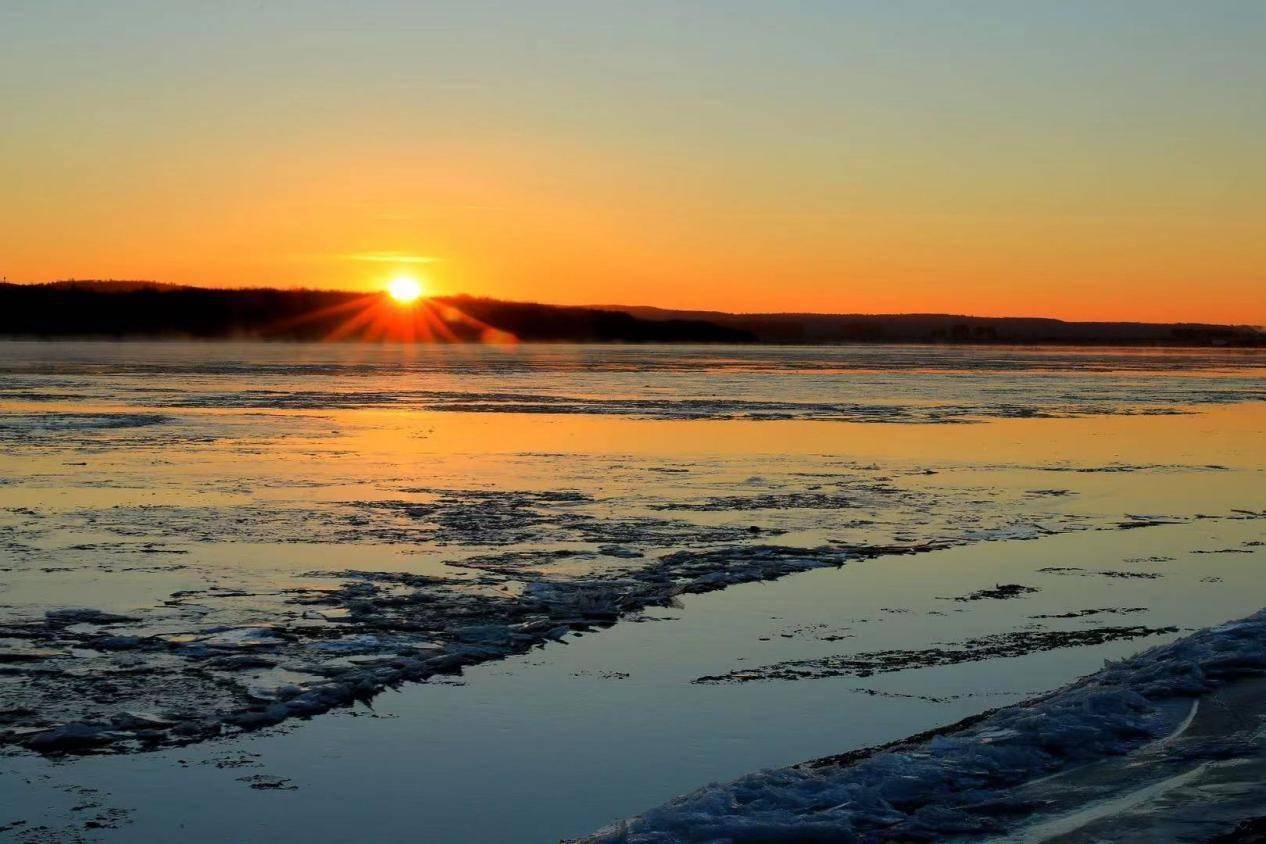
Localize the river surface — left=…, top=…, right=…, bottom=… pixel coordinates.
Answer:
left=0, top=342, right=1263, bottom=842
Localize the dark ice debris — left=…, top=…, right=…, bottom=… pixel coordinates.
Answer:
left=236, top=774, right=297, bottom=791
left=1039, top=567, right=1164, bottom=579
left=1029, top=608, right=1148, bottom=619
left=945, top=584, right=1040, bottom=602
left=694, top=626, right=1178, bottom=684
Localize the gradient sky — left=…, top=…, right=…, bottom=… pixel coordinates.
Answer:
left=2, top=1, right=1264, bottom=322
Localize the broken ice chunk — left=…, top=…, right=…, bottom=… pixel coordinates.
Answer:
left=45, top=608, right=139, bottom=627
left=194, top=627, right=287, bottom=649
left=313, top=634, right=382, bottom=653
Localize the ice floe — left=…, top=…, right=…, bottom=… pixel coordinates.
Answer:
left=579, top=610, right=1266, bottom=842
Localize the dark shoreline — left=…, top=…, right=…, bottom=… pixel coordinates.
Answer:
left=3, top=282, right=1263, bottom=346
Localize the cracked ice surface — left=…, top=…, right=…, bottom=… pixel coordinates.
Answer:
left=7, top=451, right=1190, bottom=754
left=1, top=342, right=1264, bottom=756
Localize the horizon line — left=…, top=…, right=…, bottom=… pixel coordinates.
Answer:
left=5, top=278, right=1264, bottom=331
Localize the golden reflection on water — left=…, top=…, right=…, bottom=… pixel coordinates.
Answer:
left=4, top=401, right=1262, bottom=534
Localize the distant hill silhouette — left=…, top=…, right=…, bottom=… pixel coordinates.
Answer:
left=0, top=282, right=752, bottom=343
left=592, top=304, right=1265, bottom=347
left=0, top=281, right=1260, bottom=346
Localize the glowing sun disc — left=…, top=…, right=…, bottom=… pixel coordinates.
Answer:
left=387, top=275, right=425, bottom=304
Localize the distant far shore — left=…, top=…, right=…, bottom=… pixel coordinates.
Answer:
left=2, top=281, right=1263, bottom=347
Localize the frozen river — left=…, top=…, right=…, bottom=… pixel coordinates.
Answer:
left=0, top=342, right=1263, bottom=841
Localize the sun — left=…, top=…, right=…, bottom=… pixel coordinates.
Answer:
left=386, top=274, right=425, bottom=304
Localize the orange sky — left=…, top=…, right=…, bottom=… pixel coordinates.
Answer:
left=2, top=3, right=1263, bottom=323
